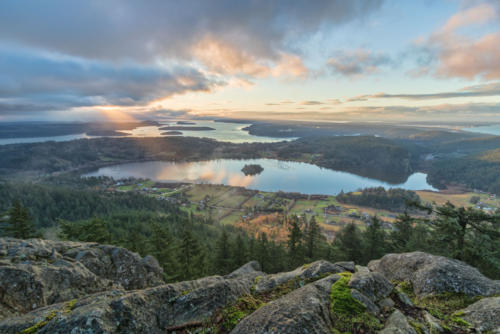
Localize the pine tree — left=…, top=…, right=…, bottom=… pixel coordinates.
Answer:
left=149, top=223, right=179, bottom=282
left=391, top=211, right=414, bottom=252
left=215, top=230, right=232, bottom=274
left=6, top=201, right=37, bottom=239
left=362, top=216, right=387, bottom=263
left=256, top=232, right=270, bottom=272
left=287, top=216, right=304, bottom=268
left=333, top=223, right=363, bottom=263
left=431, top=202, right=500, bottom=261
left=179, top=230, right=203, bottom=280
left=232, top=234, right=248, bottom=267
left=305, top=216, right=322, bottom=261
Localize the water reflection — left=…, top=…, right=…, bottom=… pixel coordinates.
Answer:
left=83, top=159, right=437, bottom=195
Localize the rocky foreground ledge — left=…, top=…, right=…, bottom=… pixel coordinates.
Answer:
left=0, top=238, right=498, bottom=334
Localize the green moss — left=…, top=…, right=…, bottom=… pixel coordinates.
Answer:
left=392, top=280, right=415, bottom=301
left=250, top=275, right=262, bottom=294
left=399, top=281, right=414, bottom=297
left=221, top=294, right=265, bottom=331
left=409, top=320, right=426, bottom=334
left=302, top=263, right=311, bottom=269
left=19, top=299, right=78, bottom=334
left=20, top=311, right=57, bottom=334
left=450, top=311, right=470, bottom=328
left=415, top=292, right=480, bottom=319
left=329, top=272, right=382, bottom=333
left=64, top=299, right=77, bottom=313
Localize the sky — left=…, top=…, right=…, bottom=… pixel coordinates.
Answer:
left=1, top=0, right=500, bottom=122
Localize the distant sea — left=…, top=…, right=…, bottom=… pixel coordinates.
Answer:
left=462, top=124, right=500, bottom=136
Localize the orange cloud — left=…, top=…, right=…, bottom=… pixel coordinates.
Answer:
left=418, top=2, right=500, bottom=80
left=440, top=2, right=496, bottom=33
left=192, top=35, right=307, bottom=79
left=436, top=32, right=500, bottom=80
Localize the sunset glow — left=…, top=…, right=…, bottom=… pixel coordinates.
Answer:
left=0, top=0, right=499, bottom=122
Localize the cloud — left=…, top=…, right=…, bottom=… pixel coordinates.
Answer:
left=413, top=2, right=500, bottom=80
left=0, top=0, right=384, bottom=116
left=191, top=36, right=308, bottom=78
left=328, top=49, right=393, bottom=77
left=224, top=102, right=500, bottom=122
left=0, top=46, right=222, bottom=115
left=0, top=1, right=383, bottom=66
left=346, top=81, right=500, bottom=101
left=300, top=100, right=324, bottom=105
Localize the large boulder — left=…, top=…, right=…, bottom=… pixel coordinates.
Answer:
left=368, top=252, right=500, bottom=297
left=349, top=271, right=393, bottom=303
left=231, top=274, right=339, bottom=334
left=252, top=260, right=350, bottom=294
left=225, top=261, right=263, bottom=278
left=0, top=264, right=262, bottom=333
left=460, top=297, right=500, bottom=333
left=379, top=309, right=417, bottom=334
left=0, top=238, right=163, bottom=319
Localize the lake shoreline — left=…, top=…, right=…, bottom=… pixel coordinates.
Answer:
left=82, top=158, right=437, bottom=195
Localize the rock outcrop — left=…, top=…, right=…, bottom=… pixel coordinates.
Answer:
left=0, top=238, right=163, bottom=319
left=460, top=297, right=500, bottom=332
left=232, top=274, right=339, bottom=334
left=0, top=239, right=498, bottom=334
left=368, top=251, right=500, bottom=297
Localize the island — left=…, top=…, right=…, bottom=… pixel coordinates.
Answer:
left=159, top=126, right=215, bottom=131
left=241, top=164, right=264, bottom=176
left=177, top=121, right=196, bottom=125
left=161, top=131, right=183, bottom=136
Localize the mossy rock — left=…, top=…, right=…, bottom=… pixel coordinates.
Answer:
left=329, top=272, right=382, bottom=333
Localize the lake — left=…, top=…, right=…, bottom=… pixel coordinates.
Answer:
left=83, top=159, right=437, bottom=195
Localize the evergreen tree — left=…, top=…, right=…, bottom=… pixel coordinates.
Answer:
left=406, top=222, right=430, bottom=252
left=305, top=216, right=322, bottom=261
left=332, top=223, right=363, bottom=263
left=431, top=202, right=500, bottom=261
left=232, top=234, right=248, bottom=267
left=5, top=201, right=37, bottom=239
left=391, top=211, right=414, bottom=252
left=287, top=216, right=304, bottom=267
left=149, top=223, right=179, bottom=282
left=179, top=230, right=203, bottom=280
left=256, top=232, right=271, bottom=272
left=362, top=216, right=387, bottom=263
left=215, top=230, right=232, bottom=274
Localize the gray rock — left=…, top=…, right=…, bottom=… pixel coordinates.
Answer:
left=0, top=238, right=163, bottom=319
left=252, top=260, right=348, bottom=293
left=378, top=297, right=395, bottom=311
left=423, top=311, right=443, bottom=333
left=231, top=274, right=339, bottom=334
left=225, top=261, right=263, bottom=278
left=0, top=263, right=262, bottom=333
left=379, top=309, right=417, bottom=334
left=396, top=290, right=414, bottom=307
left=349, top=271, right=394, bottom=302
left=368, top=252, right=500, bottom=297
left=351, top=288, right=380, bottom=315
left=355, top=265, right=370, bottom=274
left=334, top=261, right=355, bottom=272
left=460, top=296, right=500, bottom=333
